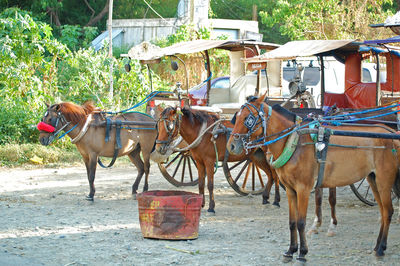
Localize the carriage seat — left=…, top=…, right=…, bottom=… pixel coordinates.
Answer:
left=190, top=105, right=223, bottom=114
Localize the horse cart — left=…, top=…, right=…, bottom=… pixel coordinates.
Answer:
left=126, top=39, right=284, bottom=198
left=243, top=39, right=400, bottom=206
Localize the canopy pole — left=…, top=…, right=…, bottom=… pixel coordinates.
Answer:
left=108, top=0, right=114, bottom=101
left=319, top=56, right=325, bottom=107
left=205, top=50, right=211, bottom=106
left=375, top=53, right=381, bottom=106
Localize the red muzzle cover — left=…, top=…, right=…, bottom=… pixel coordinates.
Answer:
left=37, top=122, right=55, bottom=133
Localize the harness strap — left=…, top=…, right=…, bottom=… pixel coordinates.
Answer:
left=71, top=114, right=93, bottom=144
left=98, top=120, right=122, bottom=168
left=314, top=127, right=331, bottom=189
left=269, top=131, right=299, bottom=168
left=105, top=117, right=112, bottom=143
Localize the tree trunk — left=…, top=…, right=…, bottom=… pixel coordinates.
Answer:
left=86, top=0, right=110, bottom=27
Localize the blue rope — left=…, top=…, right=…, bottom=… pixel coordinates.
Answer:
left=321, top=109, right=400, bottom=125
left=323, top=103, right=400, bottom=119
left=248, top=120, right=320, bottom=149
left=57, top=124, right=78, bottom=140
left=103, top=90, right=172, bottom=115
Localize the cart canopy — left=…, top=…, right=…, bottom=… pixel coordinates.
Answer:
left=128, top=39, right=281, bottom=61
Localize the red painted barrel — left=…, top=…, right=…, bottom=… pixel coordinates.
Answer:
left=137, top=190, right=203, bottom=240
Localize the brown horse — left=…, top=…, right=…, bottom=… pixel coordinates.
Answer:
left=38, top=102, right=158, bottom=201
left=227, top=94, right=400, bottom=262
left=153, top=106, right=280, bottom=213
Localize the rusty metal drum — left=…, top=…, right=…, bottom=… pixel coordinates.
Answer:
left=137, top=190, right=203, bottom=240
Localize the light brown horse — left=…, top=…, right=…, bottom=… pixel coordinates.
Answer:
left=227, top=94, right=400, bottom=262
left=38, top=102, right=158, bottom=201
left=154, top=106, right=280, bottom=213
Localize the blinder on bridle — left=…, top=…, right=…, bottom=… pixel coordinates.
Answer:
left=232, top=101, right=272, bottom=153
left=156, top=108, right=181, bottom=146
left=39, top=105, right=71, bottom=144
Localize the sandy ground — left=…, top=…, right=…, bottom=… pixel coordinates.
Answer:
left=0, top=163, right=400, bottom=266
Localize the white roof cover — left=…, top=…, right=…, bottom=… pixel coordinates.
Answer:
left=128, top=40, right=281, bottom=61
left=244, top=40, right=355, bottom=62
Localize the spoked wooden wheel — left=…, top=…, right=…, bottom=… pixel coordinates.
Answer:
left=223, top=158, right=266, bottom=196
left=350, top=178, right=398, bottom=206
left=158, top=151, right=198, bottom=187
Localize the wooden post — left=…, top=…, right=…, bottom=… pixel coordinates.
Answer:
left=108, top=0, right=114, bottom=101
left=252, top=5, right=257, bottom=21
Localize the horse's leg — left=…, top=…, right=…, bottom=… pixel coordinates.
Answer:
left=307, top=188, right=323, bottom=235
left=197, top=163, right=206, bottom=208
left=283, top=186, right=298, bottom=263
left=83, top=154, right=97, bottom=201
left=140, top=142, right=152, bottom=193
left=272, top=169, right=280, bottom=207
left=327, top=188, right=338, bottom=237
left=205, top=162, right=215, bottom=213
left=128, top=145, right=144, bottom=196
left=296, top=189, right=310, bottom=263
left=251, top=152, right=273, bottom=205
left=368, top=174, right=394, bottom=257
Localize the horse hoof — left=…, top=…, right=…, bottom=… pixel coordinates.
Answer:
left=262, top=199, right=270, bottom=205
left=326, top=230, right=336, bottom=237
left=86, top=195, right=94, bottom=201
left=207, top=208, right=216, bottom=214
left=282, top=253, right=293, bottom=263
left=375, top=249, right=385, bottom=257
left=272, top=202, right=280, bottom=208
left=295, top=256, right=307, bottom=265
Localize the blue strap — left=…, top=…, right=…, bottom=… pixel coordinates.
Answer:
left=57, top=124, right=78, bottom=140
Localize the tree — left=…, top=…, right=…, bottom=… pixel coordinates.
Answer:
left=259, top=0, right=397, bottom=41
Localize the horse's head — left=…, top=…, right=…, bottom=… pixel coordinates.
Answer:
left=38, top=103, right=69, bottom=146
left=227, top=94, right=269, bottom=155
left=155, top=106, right=181, bottom=155
left=38, top=102, right=93, bottom=146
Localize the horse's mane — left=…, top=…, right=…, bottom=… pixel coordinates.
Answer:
left=57, top=101, right=98, bottom=126
left=247, top=96, right=297, bottom=123
left=272, top=104, right=297, bottom=123
left=182, top=107, right=219, bottom=125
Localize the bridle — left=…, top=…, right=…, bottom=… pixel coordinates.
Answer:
left=156, top=108, right=182, bottom=148
left=39, top=107, right=76, bottom=144
left=232, top=102, right=272, bottom=153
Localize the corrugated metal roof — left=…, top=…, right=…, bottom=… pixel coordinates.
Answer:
left=91, top=29, right=123, bottom=51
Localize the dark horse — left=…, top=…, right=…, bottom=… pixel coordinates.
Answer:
left=38, top=102, right=158, bottom=200
left=153, top=106, right=280, bottom=213
left=227, top=94, right=400, bottom=262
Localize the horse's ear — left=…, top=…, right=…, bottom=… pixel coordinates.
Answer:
left=258, top=92, right=268, bottom=104
left=45, top=102, right=50, bottom=108
left=54, top=104, right=61, bottom=112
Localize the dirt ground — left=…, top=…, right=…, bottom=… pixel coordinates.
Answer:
left=0, top=163, right=400, bottom=266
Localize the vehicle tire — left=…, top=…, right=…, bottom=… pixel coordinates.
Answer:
left=350, top=178, right=398, bottom=206
left=158, top=151, right=198, bottom=187
left=223, top=158, right=267, bottom=196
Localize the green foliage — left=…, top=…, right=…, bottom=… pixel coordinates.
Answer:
left=259, top=0, right=396, bottom=40
left=54, top=25, right=98, bottom=51
left=0, top=143, right=81, bottom=166
left=156, top=24, right=211, bottom=48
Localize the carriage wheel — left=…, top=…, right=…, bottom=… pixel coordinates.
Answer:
left=350, top=178, right=398, bottom=206
left=158, top=151, right=198, bottom=187
left=223, top=158, right=267, bottom=196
